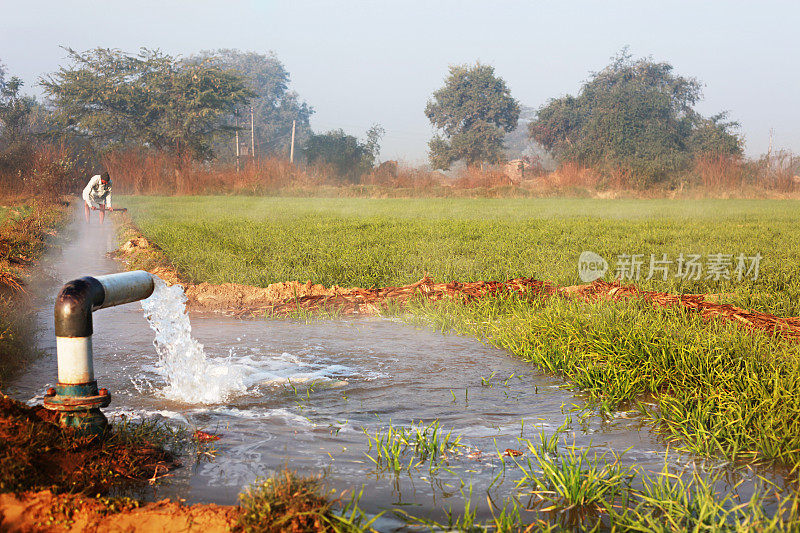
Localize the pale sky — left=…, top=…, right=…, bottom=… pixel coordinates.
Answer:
left=2, top=0, right=797, bottom=163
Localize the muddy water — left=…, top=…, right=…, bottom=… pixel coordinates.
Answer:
left=6, top=208, right=776, bottom=526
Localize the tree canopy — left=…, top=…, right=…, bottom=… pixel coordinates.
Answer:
left=528, top=50, right=742, bottom=183
left=425, top=63, right=520, bottom=169
left=190, top=49, right=313, bottom=158
left=41, top=48, right=254, bottom=159
left=0, top=62, right=37, bottom=144
left=1, top=60, right=57, bottom=150
left=304, top=125, right=383, bottom=182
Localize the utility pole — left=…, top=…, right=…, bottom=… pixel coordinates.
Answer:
left=767, top=128, right=774, bottom=159
left=766, top=128, right=775, bottom=182
left=234, top=114, right=240, bottom=172
left=250, top=106, right=255, bottom=162
left=290, top=120, right=296, bottom=164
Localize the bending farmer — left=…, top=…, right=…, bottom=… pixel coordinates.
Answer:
left=83, top=172, right=114, bottom=223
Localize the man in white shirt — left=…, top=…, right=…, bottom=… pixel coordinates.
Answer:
left=82, top=172, right=114, bottom=223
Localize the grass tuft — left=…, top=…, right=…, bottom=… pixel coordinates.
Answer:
left=235, top=469, right=381, bottom=532
left=236, top=470, right=332, bottom=532
left=363, top=419, right=464, bottom=474
left=515, top=443, right=635, bottom=516
left=608, top=465, right=800, bottom=531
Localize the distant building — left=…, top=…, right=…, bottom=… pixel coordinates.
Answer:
left=504, top=157, right=539, bottom=184
left=373, top=160, right=398, bottom=180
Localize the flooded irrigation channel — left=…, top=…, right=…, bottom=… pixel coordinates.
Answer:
left=6, top=210, right=787, bottom=527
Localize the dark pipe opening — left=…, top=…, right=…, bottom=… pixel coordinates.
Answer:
left=54, top=277, right=105, bottom=338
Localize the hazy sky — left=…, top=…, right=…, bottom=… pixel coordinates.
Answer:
left=2, top=1, right=797, bottom=163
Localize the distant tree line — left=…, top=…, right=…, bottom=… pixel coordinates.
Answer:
left=2, top=47, right=745, bottom=188
left=426, top=50, right=743, bottom=184
left=189, top=49, right=314, bottom=160
left=0, top=59, right=81, bottom=195
left=0, top=62, right=57, bottom=149
left=2, top=47, right=389, bottom=185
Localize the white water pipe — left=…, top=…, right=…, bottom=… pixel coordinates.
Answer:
left=94, top=271, right=157, bottom=309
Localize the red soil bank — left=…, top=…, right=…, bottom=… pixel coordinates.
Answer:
left=114, top=234, right=800, bottom=339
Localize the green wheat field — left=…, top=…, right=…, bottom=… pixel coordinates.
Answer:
left=124, top=196, right=800, bottom=526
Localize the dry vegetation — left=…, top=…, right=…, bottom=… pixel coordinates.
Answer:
left=101, top=147, right=800, bottom=198
left=235, top=470, right=334, bottom=532
left=0, top=141, right=89, bottom=383
left=0, top=143, right=87, bottom=202
left=0, top=198, right=69, bottom=386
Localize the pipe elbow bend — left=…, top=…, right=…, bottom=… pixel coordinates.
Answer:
left=54, top=277, right=105, bottom=338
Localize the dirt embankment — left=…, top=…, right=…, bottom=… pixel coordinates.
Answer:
left=0, top=200, right=67, bottom=293
left=111, top=235, right=357, bottom=313
left=113, top=228, right=800, bottom=339
left=0, top=393, right=238, bottom=532
left=567, top=280, right=800, bottom=339
left=0, top=491, right=237, bottom=533
left=0, top=394, right=176, bottom=495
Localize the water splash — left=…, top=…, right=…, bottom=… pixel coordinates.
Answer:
left=141, top=277, right=246, bottom=404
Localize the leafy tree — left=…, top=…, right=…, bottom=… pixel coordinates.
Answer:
left=362, top=123, right=385, bottom=169
left=425, top=62, right=520, bottom=169
left=191, top=49, right=313, bottom=158
left=41, top=48, right=254, bottom=159
left=0, top=60, right=84, bottom=196
left=1, top=60, right=55, bottom=151
left=528, top=50, right=742, bottom=183
left=304, top=126, right=383, bottom=182
left=0, top=61, right=37, bottom=144
left=687, top=112, right=742, bottom=155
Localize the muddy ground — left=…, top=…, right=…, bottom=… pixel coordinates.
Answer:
left=0, top=393, right=239, bottom=532
left=0, top=491, right=237, bottom=533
